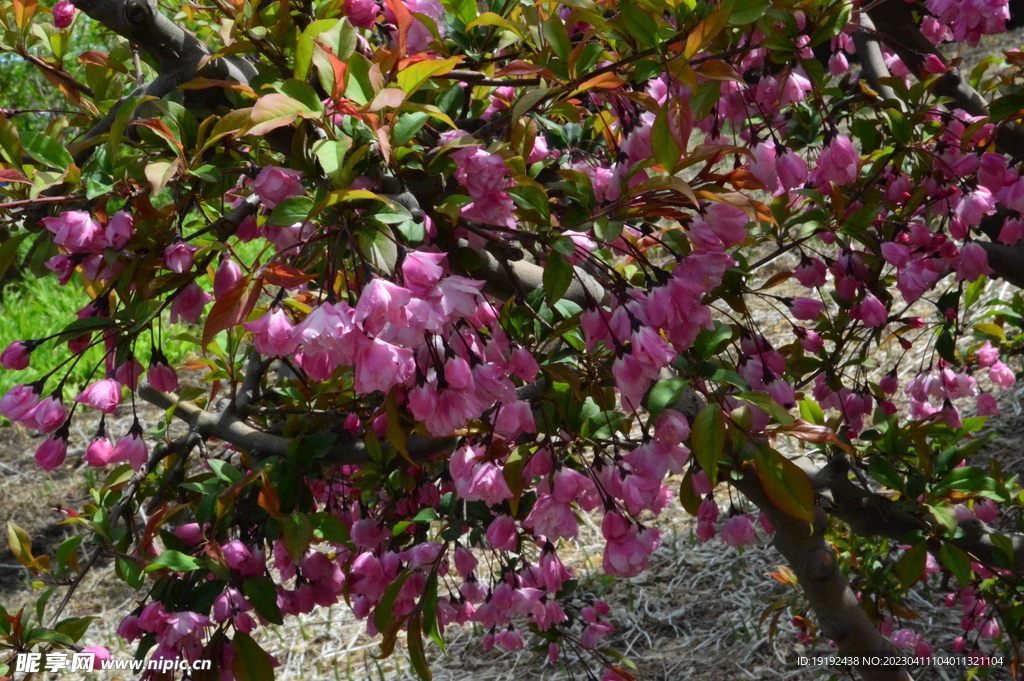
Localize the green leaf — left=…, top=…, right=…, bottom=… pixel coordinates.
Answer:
left=407, top=612, right=432, bottom=680
left=895, top=540, right=927, bottom=588
left=232, top=631, right=276, bottom=681
left=0, top=232, right=29, bottom=282
left=208, top=459, right=244, bottom=484
left=54, top=616, right=95, bottom=643
left=619, top=0, right=659, bottom=48
left=798, top=398, right=825, bottom=425
left=730, top=0, right=770, bottom=23
left=542, top=16, right=571, bottom=61
left=646, top=378, right=688, bottom=417
left=543, top=251, right=573, bottom=305
left=421, top=571, right=446, bottom=654
left=145, top=550, right=203, bottom=573
left=267, top=196, right=315, bottom=227
left=440, top=0, right=477, bottom=24
left=734, top=391, right=794, bottom=425
left=21, top=131, right=74, bottom=170
left=867, top=456, right=904, bottom=492
left=281, top=512, right=313, bottom=562
left=507, top=185, right=550, bottom=220
left=651, top=103, right=682, bottom=171
left=373, top=570, right=412, bottom=634
left=989, top=92, right=1024, bottom=121
left=310, top=512, right=353, bottom=547
left=691, top=404, right=725, bottom=487
left=244, top=575, right=285, bottom=625
left=754, top=445, right=815, bottom=522
left=394, top=111, right=431, bottom=144
left=940, top=542, right=972, bottom=586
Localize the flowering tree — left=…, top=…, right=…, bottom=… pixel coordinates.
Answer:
left=2, top=0, right=1024, bottom=679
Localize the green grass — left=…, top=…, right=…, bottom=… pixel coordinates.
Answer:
left=0, top=275, right=193, bottom=401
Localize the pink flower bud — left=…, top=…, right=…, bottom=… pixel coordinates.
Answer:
left=163, top=242, right=199, bottom=274
left=52, top=0, right=75, bottom=29
left=35, top=431, right=68, bottom=470
left=691, top=469, right=712, bottom=496
left=105, top=211, right=134, bottom=249
left=111, top=423, right=148, bottom=470
left=1, top=341, right=33, bottom=370
left=214, top=257, right=243, bottom=299
left=254, top=166, right=304, bottom=209
left=485, top=514, right=518, bottom=551
left=74, top=379, right=122, bottom=414
left=0, top=384, right=41, bottom=422
left=169, top=282, right=213, bottom=324
left=83, top=436, right=114, bottom=466
left=27, top=393, right=67, bottom=433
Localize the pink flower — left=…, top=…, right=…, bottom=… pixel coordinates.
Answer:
left=485, top=514, right=518, bottom=551
left=0, top=384, right=41, bottom=422
left=953, top=187, right=996, bottom=234
left=35, top=432, right=68, bottom=470
left=147, top=354, right=180, bottom=393
left=697, top=498, right=719, bottom=523
left=777, top=149, right=809, bottom=192
left=524, top=495, right=578, bottom=540
left=857, top=293, right=888, bottom=327
left=111, top=424, right=148, bottom=470
left=787, top=297, right=823, bottom=320
left=169, top=282, right=213, bottom=324
left=955, top=242, right=994, bottom=281
left=78, top=647, right=110, bottom=671
left=696, top=520, right=715, bottom=542
left=493, top=400, right=536, bottom=440
left=976, top=340, right=999, bottom=367
left=794, top=257, right=827, bottom=288
left=353, top=278, right=412, bottom=333
left=989, top=360, right=1015, bottom=388
left=105, top=211, right=134, bottom=249
left=174, top=523, right=204, bottom=546
left=114, top=356, right=145, bottom=392
left=41, top=211, right=105, bottom=253
left=354, top=338, right=413, bottom=394
left=74, top=379, right=122, bottom=414
left=691, top=469, right=712, bottom=496
left=721, top=515, right=756, bottom=547
left=811, top=135, right=859, bottom=187
left=222, top=540, right=252, bottom=571
left=214, top=257, right=243, bottom=299
left=244, top=308, right=298, bottom=357
left=27, top=393, right=67, bottom=433
left=52, top=0, right=75, bottom=28
left=384, top=0, right=446, bottom=53
left=46, top=255, right=76, bottom=285
left=977, top=393, right=1000, bottom=416
left=163, top=242, right=200, bottom=274
left=254, top=166, right=304, bottom=209
left=1, top=341, right=32, bottom=370
left=83, top=435, right=114, bottom=466
left=401, top=251, right=446, bottom=294
left=345, top=0, right=380, bottom=28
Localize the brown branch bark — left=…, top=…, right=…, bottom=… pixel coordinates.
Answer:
left=730, top=470, right=914, bottom=681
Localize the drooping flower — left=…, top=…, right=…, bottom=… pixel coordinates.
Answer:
left=35, top=429, right=69, bottom=470
left=105, top=211, right=134, bottom=249
left=253, top=167, right=304, bottom=209
left=344, top=0, right=380, bottom=28
left=74, top=379, right=122, bottom=414
left=721, top=515, right=756, bottom=547
left=243, top=308, right=299, bottom=357
left=1, top=341, right=33, bottom=370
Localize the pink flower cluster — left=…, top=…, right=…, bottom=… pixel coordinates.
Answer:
left=925, top=0, right=1009, bottom=46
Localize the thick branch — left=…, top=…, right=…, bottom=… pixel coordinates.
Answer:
left=851, top=15, right=897, bottom=102
left=866, top=1, right=1024, bottom=156
left=731, top=470, right=913, bottom=681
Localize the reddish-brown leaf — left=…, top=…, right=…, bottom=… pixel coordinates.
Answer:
left=495, top=60, right=552, bottom=77
left=263, top=262, right=317, bottom=288
left=202, top=276, right=262, bottom=349
left=0, top=168, right=31, bottom=184
left=384, top=0, right=411, bottom=59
